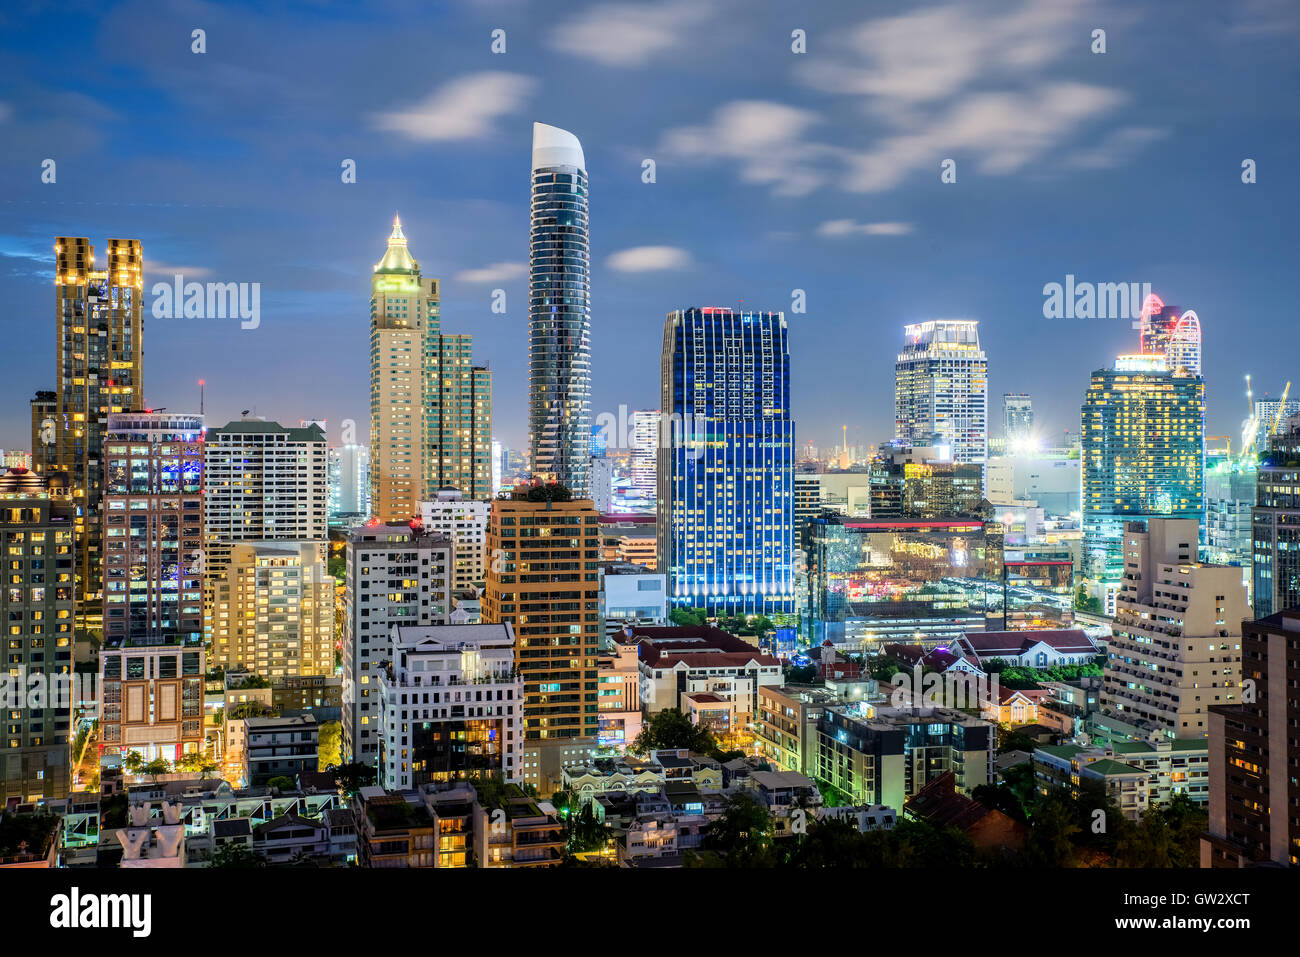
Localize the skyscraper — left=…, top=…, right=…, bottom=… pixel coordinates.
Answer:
left=1002, top=392, right=1033, bottom=443
left=1253, top=413, right=1300, bottom=618
left=0, top=468, right=75, bottom=805
left=46, top=237, right=144, bottom=604
left=370, top=217, right=492, bottom=522
left=1140, top=299, right=1202, bottom=377
left=202, top=418, right=328, bottom=645
left=328, top=443, right=370, bottom=523
left=1081, top=355, right=1205, bottom=599
left=1103, top=517, right=1247, bottom=739
left=528, top=123, right=591, bottom=494
left=101, top=412, right=205, bottom=647
left=895, top=320, right=988, bottom=472
left=629, top=409, right=660, bottom=505
left=482, top=488, right=601, bottom=793
left=658, top=307, right=795, bottom=616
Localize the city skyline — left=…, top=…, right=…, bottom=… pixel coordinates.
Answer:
left=2, top=1, right=1297, bottom=457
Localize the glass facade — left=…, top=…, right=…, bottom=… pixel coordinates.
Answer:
left=658, top=307, right=794, bottom=616
left=529, top=123, right=591, bottom=494
left=1081, top=357, right=1205, bottom=584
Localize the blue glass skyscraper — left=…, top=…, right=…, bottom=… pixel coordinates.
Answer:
left=657, top=307, right=795, bottom=616
left=529, top=122, right=591, bottom=494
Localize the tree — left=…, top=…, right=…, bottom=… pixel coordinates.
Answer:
left=140, top=757, right=171, bottom=782
left=631, top=708, right=714, bottom=755
left=175, top=752, right=219, bottom=778
left=784, top=663, right=819, bottom=684
left=703, top=792, right=777, bottom=866
left=209, top=842, right=264, bottom=868
left=328, top=762, right=376, bottom=797
left=998, top=729, right=1040, bottom=754
left=668, top=606, right=706, bottom=627
left=123, top=750, right=144, bottom=774
left=317, top=720, right=343, bottom=769
left=749, top=615, right=775, bottom=643
left=267, top=775, right=296, bottom=792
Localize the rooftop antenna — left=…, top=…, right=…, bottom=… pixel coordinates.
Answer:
left=198, top=379, right=205, bottom=417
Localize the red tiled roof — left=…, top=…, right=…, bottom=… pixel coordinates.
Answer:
left=657, top=652, right=780, bottom=669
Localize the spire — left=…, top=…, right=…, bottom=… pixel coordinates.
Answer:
left=375, top=212, right=417, bottom=274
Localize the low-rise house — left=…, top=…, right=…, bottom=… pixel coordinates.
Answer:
left=954, top=629, right=1098, bottom=669
left=905, top=771, right=1027, bottom=851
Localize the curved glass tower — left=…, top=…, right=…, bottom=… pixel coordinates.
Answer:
left=529, top=122, right=591, bottom=494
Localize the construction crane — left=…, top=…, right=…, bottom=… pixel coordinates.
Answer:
left=1239, top=377, right=1291, bottom=465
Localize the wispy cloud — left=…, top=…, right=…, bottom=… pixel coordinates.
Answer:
left=817, top=220, right=913, bottom=238
left=607, top=245, right=692, bottom=272
left=372, top=72, right=537, bottom=142
left=549, top=0, right=717, bottom=67
left=661, top=101, right=834, bottom=197
left=456, top=261, right=526, bottom=283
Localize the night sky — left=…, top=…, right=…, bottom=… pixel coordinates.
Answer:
left=2, top=0, right=1297, bottom=455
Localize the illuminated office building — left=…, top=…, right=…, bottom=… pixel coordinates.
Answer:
left=101, top=412, right=204, bottom=647
left=528, top=123, right=591, bottom=494
left=1140, top=298, right=1201, bottom=377
left=0, top=468, right=75, bottom=804
left=1253, top=414, right=1300, bottom=618
left=41, top=237, right=144, bottom=604
left=658, top=307, right=795, bottom=616
left=1080, top=355, right=1204, bottom=596
left=1003, top=392, right=1033, bottom=443
left=370, top=216, right=492, bottom=522
left=895, top=320, right=987, bottom=473
left=328, top=443, right=370, bottom=524
left=629, top=409, right=660, bottom=505
left=483, top=489, right=601, bottom=789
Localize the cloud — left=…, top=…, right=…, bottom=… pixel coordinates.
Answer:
left=607, top=245, right=691, bottom=272
left=817, top=220, right=913, bottom=238
left=1066, top=126, right=1169, bottom=170
left=661, top=100, right=833, bottom=197
left=663, top=1, right=1156, bottom=196
left=146, top=264, right=215, bottom=280
left=372, top=72, right=536, bottom=141
left=549, top=1, right=715, bottom=67
left=456, top=261, right=526, bottom=283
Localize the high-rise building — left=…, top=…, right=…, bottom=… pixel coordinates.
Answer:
left=1253, top=398, right=1300, bottom=452
left=895, top=320, right=988, bottom=483
left=370, top=217, right=492, bottom=522
left=658, top=307, right=795, bottom=616
left=629, top=409, right=660, bottom=505
left=589, top=456, right=614, bottom=514
left=29, top=390, right=58, bottom=476
left=1102, top=518, right=1247, bottom=739
left=375, top=623, right=524, bottom=790
left=482, top=488, right=601, bottom=787
left=1204, top=460, right=1256, bottom=598
left=491, top=440, right=504, bottom=496
left=419, top=489, right=490, bottom=592
left=1141, top=300, right=1201, bottom=377
left=101, top=412, right=204, bottom=647
left=328, top=443, right=370, bottom=524
left=1253, top=413, right=1300, bottom=618
left=45, top=237, right=144, bottom=604
left=1002, top=392, right=1033, bottom=443
left=1202, top=609, right=1300, bottom=867
left=0, top=468, right=75, bottom=804
left=209, top=541, right=335, bottom=679
left=343, top=522, right=453, bottom=764
left=528, top=123, right=591, bottom=494
left=203, top=418, right=328, bottom=644
left=1081, top=355, right=1204, bottom=599
left=99, top=633, right=205, bottom=765
left=867, top=445, right=983, bottom=519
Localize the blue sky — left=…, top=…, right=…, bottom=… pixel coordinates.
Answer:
left=2, top=0, right=1298, bottom=455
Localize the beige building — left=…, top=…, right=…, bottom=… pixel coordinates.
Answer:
left=369, top=216, right=491, bottom=522
left=209, top=541, right=334, bottom=679
left=483, top=488, right=602, bottom=792
left=1102, top=518, right=1247, bottom=739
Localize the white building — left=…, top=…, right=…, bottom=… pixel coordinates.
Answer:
left=629, top=410, right=660, bottom=504
left=1102, top=517, right=1249, bottom=739
left=376, top=623, right=523, bottom=790
left=590, top=456, right=614, bottom=514
left=894, top=320, right=988, bottom=476
left=600, top=562, right=667, bottom=636
left=329, top=443, right=370, bottom=522
left=344, top=523, right=453, bottom=764
left=419, top=489, right=490, bottom=592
